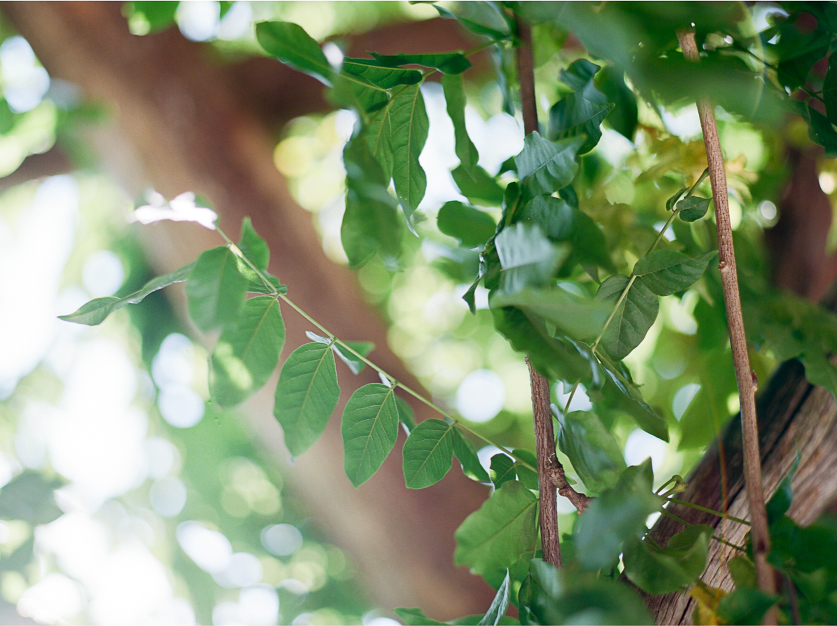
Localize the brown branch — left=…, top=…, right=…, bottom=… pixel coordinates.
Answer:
left=677, top=28, right=776, bottom=621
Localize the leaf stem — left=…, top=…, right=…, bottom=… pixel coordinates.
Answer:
left=658, top=508, right=746, bottom=552
left=666, top=497, right=751, bottom=526
left=678, top=28, right=775, bottom=620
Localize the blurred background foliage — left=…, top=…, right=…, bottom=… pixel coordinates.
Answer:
left=0, top=1, right=835, bottom=624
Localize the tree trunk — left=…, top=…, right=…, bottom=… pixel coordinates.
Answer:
left=1, top=2, right=494, bottom=618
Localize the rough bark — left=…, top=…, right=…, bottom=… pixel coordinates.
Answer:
left=1, top=2, right=493, bottom=618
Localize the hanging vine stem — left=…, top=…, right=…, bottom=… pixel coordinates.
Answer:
left=677, top=28, right=776, bottom=618
left=215, top=226, right=538, bottom=474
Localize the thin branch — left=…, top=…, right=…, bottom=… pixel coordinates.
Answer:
left=516, top=16, right=564, bottom=569
left=677, top=28, right=776, bottom=621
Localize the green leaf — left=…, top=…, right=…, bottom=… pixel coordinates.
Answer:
left=128, top=1, right=179, bottom=32
left=632, top=250, right=717, bottom=296
left=274, top=342, right=339, bottom=457
left=666, top=187, right=688, bottom=212
left=556, top=410, right=626, bottom=493
left=490, top=454, right=517, bottom=489
left=516, top=195, right=613, bottom=271
left=478, top=570, right=510, bottom=626
left=717, top=588, right=780, bottom=625
left=495, top=223, right=567, bottom=294
left=341, top=57, right=422, bottom=89
left=211, top=296, right=285, bottom=406
left=596, top=66, right=638, bottom=140
left=825, top=53, right=837, bottom=126
left=370, top=51, right=471, bottom=75
left=396, top=396, right=416, bottom=432
left=802, top=349, right=837, bottom=401
left=342, top=383, right=399, bottom=487
left=575, top=459, right=660, bottom=571
left=363, top=104, right=394, bottom=179
left=60, top=262, right=195, bottom=326
left=0, top=471, right=64, bottom=525
left=454, top=481, right=538, bottom=575
left=766, top=454, right=799, bottom=526
left=434, top=2, right=512, bottom=41
left=806, top=103, right=837, bottom=158
left=390, top=84, right=429, bottom=224
left=453, top=431, right=490, bottom=483
left=676, top=196, right=712, bottom=222
left=255, top=21, right=334, bottom=85
left=489, top=286, right=609, bottom=341
left=238, top=217, right=269, bottom=270
left=330, top=73, right=390, bottom=115
left=595, top=274, right=659, bottom=360
left=728, top=554, right=757, bottom=590
left=623, top=524, right=713, bottom=594
left=511, top=448, right=539, bottom=491
left=186, top=246, right=247, bottom=332
left=334, top=341, right=374, bottom=375
left=437, top=201, right=496, bottom=248
left=443, top=73, right=479, bottom=172
left=514, top=133, right=583, bottom=197
left=600, top=363, right=669, bottom=442
left=548, top=60, right=614, bottom=154
left=451, top=164, right=505, bottom=207
left=402, top=419, right=457, bottom=489
left=394, top=608, right=445, bottom=626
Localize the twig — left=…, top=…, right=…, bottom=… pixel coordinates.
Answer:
left=516, top=17, right=565, bottom=569
left=677, top=28, right=776, bottom=621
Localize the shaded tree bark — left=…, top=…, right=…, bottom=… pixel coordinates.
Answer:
left=0, top=2, right=493, bottom=618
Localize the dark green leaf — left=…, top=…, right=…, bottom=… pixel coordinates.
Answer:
left=396, top=396, right=416, bottom=432
left=490, top=454, right=517, bottom=489
left=575, top=459, right=660, bottom=571
left=825, top=54, right=837, bottom=126
left=600, top=363, right=669, bottom=442
left=438, top=201, right=496, bottom=248
left=717, top=588, right=780, bottom=625
left=495, top=223, right=567, bottom=294
left=370, top=51, right=471, bottom=75
left=515, top=133, right=583, bottom=197
left=186, top=246, right=247, bottom=332
left=255, top=21, right=334, bottom=85
left=342, top=57, right=422, bottom=89
left=766, top=454, right=799, bottom=526
left=556, top=410, right=626, bottom=493
left=211, top=296, right=285, bottom=406
left=274, top=342, right=339, bottom=456
left=806, top=103, right=837, bottom=158
left=443, top=74, right=479, bottom=172
left=802, top=350, right=837, bottom=401
left=0, top=471, right=64, bottom=525
left=666, top=187, right=688, bottom=212
left=595, top=275, right=659, bottom=360
left=394, top=608, right=445, bottom=626
left=489, top=286, right=609, bottom=341
left=453, top=431, right=490, bottom=483
left=623, top=524, right=713, bottom=594
left=454, top=481, right=538, bottom=575
left=727, top=554, right=757, bottom=590
left=60, top=262, right=195, bottom=326
left=478, top=570, right=510, bottom=626
left=632, top=250, right=717, bottom=296
left=334, top=341, right=374, bottom=375
left=678, top=352, right=736, bottom=450
left=596, top=66, right=638, bottom=140
left=402, top=419, right=457, bottom=489
left=512, top=448, right=539, bottom=491
left=434, top=2, right=512, bottom=41
left=238, top=217, right=269, bottom=270
left=342, top=383, right=399, bottom=487
left=390, top=84, right=429, bottom=224
left=676, top=196, right=712, bottom=222
left=549, top=60, right=614, bottom=154
left=452, top=164, right=505, bottom=206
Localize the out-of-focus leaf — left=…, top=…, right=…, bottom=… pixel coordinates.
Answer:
left=600, top=362, right=669, bottom=442
left=556, top=410, right=626, bottom=493
left=494, top=223, right=567, bottom=294
left=402, top=419, right=457, bottom=489
left=60, top=262, right=194, bottom=326
left=766, top=454, right=799, bottom=526
left=443, top=74, right=479, bottom=171
left=370, top=51, right=471, bottom=75
left=211, top=296, right=285, bottom=406
left=128, top=1, right=179, bottom=32
left=0, top=472, right=64, bottom=525
left=716, top=588, right=780, bottom=625
left=186, top=246, right=246, bottom=332
left=596, top=65, right=638, bottom=140
left=678, top=352, right=736, bottom=450
left=255, top=21, right=334, bottom=85
left=623, top=524, right=713, bottom=594
left=341, top=58, right=422, bottom=89
left=434, top=2, right=512, bottom=41
left=394, top=608, right=445, bottom=626
left=478, top=570, right=510, bottom=626
left=512, top=448, right=539, bottom=491
left=438, top=201, right=496, bottom=248
left=632, top=250, right=717, bottom=296
left=454, top=481, right=537, bottom=575
left=548, top=59, right=614, bottom=154
left=514, top=133, right=583, bottom=197
left=342, top=383, right=399, bottom=487
left=395, top=395, right=415, bottom=432
left=453, top=431, right=490, bottom=483
left=825, top=53, right=837, bottom=126
left=238, top=217, right=269, bottom=270
left=489, top=286, right=609, bottom=341
left=575, top=459, right=660, bottom=571
left=274, top=342, right=339, bottom=456
left=390, top=84, right=429, bottom=224
left=802, top=349, right=837, bottom=402
left=595, top=274, right=659, bottom=360
left=728, top=554, right=757, bottom=590
left=452, top=164, right=505, bottom=207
